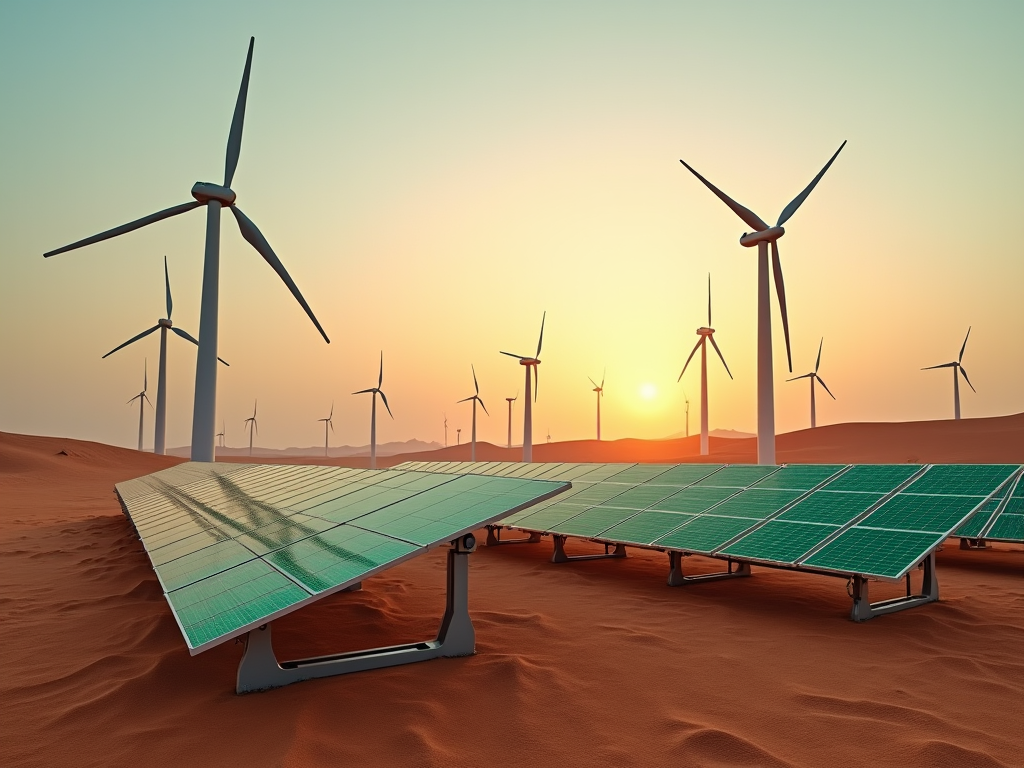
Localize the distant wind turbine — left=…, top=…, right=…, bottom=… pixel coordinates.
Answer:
left=922, top=327, right=975, bottom=420
left=680, top=141, right=846, bottom=464
left=505, top=392, right=517, bottom=449
left=216, top=421, right=225, bottom=448
left=787, top=338, right=835, bottom=429
left=589, top=371, right=605, bottom=441
left=353, top=353, right=392, bottom=469
left=102, top=256, right=228, bottom=455
left=457, top=365, right=489, bottom=462
left=126, top=360, right=152, bottom=451
left=677, top=275, right=733, bottom=456
left=501, top=312, right=545, bottom=462
left=244, top=400, right=258, bottom=457
left=443, top=413, right=448, bottom=448
left=44, top=37, right=329, bottom=464
left=457, top=428, right=461, bottom=446
left=683, top=390, right=691, bottom=438
left=318, top=403, right=334, bottom=457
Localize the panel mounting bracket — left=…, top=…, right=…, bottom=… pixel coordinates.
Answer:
left=666, top=551, right=751, bottom=586
left=849, top=551, right=938, bottom=622
left=550, top=534, right=626, bottom=563
left=235, top=535, right=477, bottom=694
left=486, top=524, right=542, bottom=546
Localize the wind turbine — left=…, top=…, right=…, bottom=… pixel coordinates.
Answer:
left=677, top=275, right=733, bottom=457
left=43, top=37, right=330, bottom=464
left=922, top=327, right=975, bottom=420
left=216, top=421, right=225, bottom=448
left=679, top=141, right=846, bottom=464
left=683, top=390, right=690, bottom=438
left=102, top=256, right=228, bottom=455
left=244, top=400, right=258, bottom=457
left=318, top=403, right=334, bottom=458
left=589, top=371, right=605, bottom=441
left=788, top=338, right=835, bottom=429
left=505, top=392, right=517, bottom=449
left=126, top=360, right=152, bottom=451
left=353, top=353, right=392, bottom=469
left=443, top=413, right=448, bottom=448
left=457, top=428, right=462, bottom=446
left=500, top=312, right=545, bottom=462
left=457, top=365, right=489, bottom=461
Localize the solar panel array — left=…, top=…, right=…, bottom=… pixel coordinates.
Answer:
left=395, top=461, right=1023, bottom=579
left=954, top=471, right=1024, bottom=542
left=116, top=462, right=569, bottom=653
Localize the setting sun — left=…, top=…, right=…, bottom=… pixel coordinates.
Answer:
left=640, top=383, right=657, bottom=400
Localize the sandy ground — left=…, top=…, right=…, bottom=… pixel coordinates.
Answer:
left=2, top=422, right=1023, bottom=768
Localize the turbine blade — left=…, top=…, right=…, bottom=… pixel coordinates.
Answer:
left=231, top=207, right=330, bottom=343
left=959, top=326, right=971, bottom=363
left=143, top=360, right=148, bottom=391
left=536, top=311, right=546, bottom=358
left=352, top=388, right=375, bottom=395
left=164, top=255, right=173, bottom=319
left=329, top=420, right=334, bottom=432
left=478, top=396, right=489, bottom=416
left=472, top=363, right=479, bottom=394
left=771, top=240, right=793, bottom=372
left=817, top=375, right=837, bottom=400
left=44, top=201, right=202, bottom=258
left=170, top=327, right=230, bottom=365
left=589, top=376, right=598, bottom=388
left=921, top=362, right=957, bottom=370
left=815, top=337, right=823, bottom=374
left=678, top=159, right=769, bottom=231
left=708, top=334, right=733, bottom=379
left=786, top=373, right=814, bottom=382
left=776, top=140, right=847, bottom=227
left=329, top=402, right=333, bottom=419
left=707, top=273, right=712, bottom=326
left=500, top=351, right=527, bottom=359
left=677, top=338, right=702, bottom=382
left=101, top=325, right=160, bottom=358
left=379, top=390, right=394, bottom=418
left=534, top=366, right=540, bottom=401
left=601, top=368, right=605, bottom=389
left=224, top=37, right=255, bottom=188
left=959, top=366, right=976, bottom=393
left=457, top=396, right=474, bottom=403
left=378, top=351, right=384, bottom=388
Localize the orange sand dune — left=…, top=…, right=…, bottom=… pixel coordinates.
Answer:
left=2, top=428, right=1022, bottom=767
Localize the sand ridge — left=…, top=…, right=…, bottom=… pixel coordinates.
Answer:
left=1, top=426, right=1022, bottom=767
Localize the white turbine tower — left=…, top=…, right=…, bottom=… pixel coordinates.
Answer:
left=677, top=275, right=733, bottom=456
left=505, top=393, right=517, bottom=449
left=353, top=353, right=393, bottom=469
left=922, top=327, right=975, bottom=420
left=126, top=361, right=152, bottom=451
left=501, top=312, right=545, bottom=462
left=683, top=390, right=691, bottom=438
left=244, top=400, right=258, bottom=457
left=787, top=338, right=835, bottom=429
left=457, top=365, right=489, bottom=461
left=589, top=371, right=605, bottom=441
left=317, top=403, right=334, bottom=458
left=102, top=256, right=228, bottom=455
left=679, top=141, right=846, bottom=464
left=43, top=37, right=330, bottom=463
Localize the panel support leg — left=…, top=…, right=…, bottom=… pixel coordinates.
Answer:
left=550, top=534, right=626, bottom=563
left=850, top=552, right=939, bottom=622
left=666, top=551, right=751, bottom=585
left=959, top=538, right=987, bottom=550
left=235, top=536, right=477, bottom=694
left=486, top=525, right=542, bottom=546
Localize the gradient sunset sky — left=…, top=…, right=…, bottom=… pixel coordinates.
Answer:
left=2, top=1, right=1022, bottom=451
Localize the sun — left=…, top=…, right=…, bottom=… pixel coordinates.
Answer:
left=640, top=383, right=657, bottom=400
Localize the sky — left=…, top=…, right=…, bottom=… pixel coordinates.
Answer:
left=1, top=1, right=1022, bottom=452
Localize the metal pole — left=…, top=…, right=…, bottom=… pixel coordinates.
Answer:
left=756, top=240, right=775, bottom=465
left=155, top=326, right=168, bottom=454
left=190, top=201, right=221, bottom=462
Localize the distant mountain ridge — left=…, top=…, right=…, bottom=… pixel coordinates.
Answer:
left=166, top=438, right=442, bottom=459
left=660, top=428, right=756, bottom=440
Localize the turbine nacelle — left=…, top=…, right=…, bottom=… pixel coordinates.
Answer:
left=739, top=226, right=785, bottom=247
left=697, top=326, right=715, bottom=336
left=519, top=358, right=540, bottom=366
left=158, top=318, right=172, bottom=328
left=191, top=182, right=237, bottom=206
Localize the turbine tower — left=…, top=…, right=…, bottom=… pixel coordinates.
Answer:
left=244, top=400, right=258, bottom=457
left=126, top=361, right=152, bottom=451
left=43, top=37, right=330, bottom=464
left=501, top=312, right=545, bottom=462
left=317, top=403, right=334, bottom=458
left=505, top=393, right=517, bottom=449
left=353, top=353, right=392, bottom=469
left=443, top=413, right=448, bottom=448
left=922, top=327, right=975, bottom=420
left=683, top=390, right=690, bottom=438
left=677, top=275, right=733, bottom=457
left=679, top=142, right=846, bottom=464
left=457, top=428, right=461, bottom=446
left=457, top=365, right=489, bottom=462
left=102, top=256, right=228, bottom=455
left=216, top=421, right=225, bottom=449
left=589, top=371, right=605, bottom=441
left=787, top=338, right=835, bottom=429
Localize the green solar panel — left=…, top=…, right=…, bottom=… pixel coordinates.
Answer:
left=987, top=514, right=1024, bottom=541
left=117, top=462, right=568, bottom=653
left=548, top=507, right=641, bottom=538
left=722, top=521, right=838, bottom=563
left=802, top=527, right=940, bottom=579
left=702, top=488, right=804, bottom=520
left=653, top=515, right=758, bottom=554
left=751, top=465, right=846, bottom=490
left=820, top=464, right=921, bottom=493
left=904, top=464, right=1019, bottom=497
left=860, top=493, right=982, bottom=534
left=776, top=491, right=884, bottom=525
left=694, top=465, right=779, bottom=488
left=647, top=464, right=724, bottom=486
left=598, top=511, right=696, bottom=545
left=650, top=485, right=740, bottom=514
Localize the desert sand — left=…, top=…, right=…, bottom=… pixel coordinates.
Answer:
left=2, top=418, right=1023, bottom=768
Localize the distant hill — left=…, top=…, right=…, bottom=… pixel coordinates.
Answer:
left=166, top=438, right=442, bottom=459
left=661, top=428, right=756, bottom=440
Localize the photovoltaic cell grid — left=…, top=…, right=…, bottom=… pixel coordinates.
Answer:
left=954, top=471, right=1024, bottom=542
left=116, top=462, right=569, bottom=653
left=395, top=461, right=1023, bottom=579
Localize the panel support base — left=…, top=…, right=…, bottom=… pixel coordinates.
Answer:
left=486, top=525, right=542, bottom=546
left=849, top=552, right=939, bottom=622
left=666, top=551, right=751, bottom=586
left=236, top=544, right=475, bottom=694
left=959, top=538, right=988, bottom=550
left=551, top=534, right=626, bottom=563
